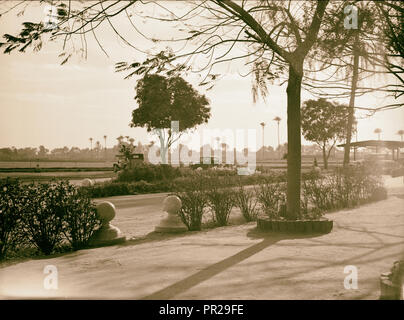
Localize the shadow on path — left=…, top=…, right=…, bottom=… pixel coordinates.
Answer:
left=141, top=228, right=323, bottom=300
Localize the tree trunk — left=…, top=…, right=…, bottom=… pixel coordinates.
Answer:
left=322, top=145, right=328, bottom=170
left=158, top=134, right=168, bottom=164
left=343, top=32, right=360, bottom=167
left=286, top=62, right=303, bottom=220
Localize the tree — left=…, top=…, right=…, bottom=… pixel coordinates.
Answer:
left=132, top=74, right=210, bottom=164
left=103, top=135, right=107, bottom=149
left=260, top=122, right=266, bottom=160
left=0, top=0, right=337, bottom=219
left=37, top=145, right=49, bottom=158
left=302, top=2, right=395, bottom=167
left=115, top=136, right=137, bottom=171
left=301, top=98, right=352, bottom=169
left=397, top=130, right=404, bottom=141
left=376, top=1, right=404, bottom=100
left=273, top=117, right=281, bottom=151
left=374, top=128, right=382, bottom=140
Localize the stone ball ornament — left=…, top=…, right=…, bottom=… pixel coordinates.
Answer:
left=81, top=178, right=95, bottom=187
left=155, top=195, right=188, bottom=233
left=96, top=201, right=116, bottom=224
left=88, top=201, right=126, bottom=247
left=162, top=195, right=182, bottom=214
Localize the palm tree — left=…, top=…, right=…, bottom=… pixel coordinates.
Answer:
left=273, top=117, right=281, bottom=151
left=117, top=135, right=124, bottom=146
left=103, top=135, right=107, bottom=150
left=95, top=141, right=101, bottom=151
left=89, top=137, right=93, bottom=150
left=397, top=130, right=404, bottom=141
left=374, top=128, right=382, bottom=140
left=374, top=128, right=382, bottom=154
left=260, top=122, right=265, bottom=160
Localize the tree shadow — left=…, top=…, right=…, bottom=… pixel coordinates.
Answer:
left=141, top=227, right=326, bottom=300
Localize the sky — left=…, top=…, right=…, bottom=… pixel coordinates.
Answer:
left=0, top=1, right=403, bottom=151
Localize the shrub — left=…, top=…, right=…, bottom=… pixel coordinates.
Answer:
left=60, top=185, right=101, bottom=251
left=206, top=178, right=235, bottom=226
left=117, top=163, right=182, bottom=182
left=255, top=179, right=286, bottom=219
left=234, top=184, right=258, bottom=222
left=176, top=174, right=209, bottom=231
left=20, top=182, right=66, bottom=255
left=0, top=178, right=24, bottom=259
left=85, top=182, right=132, bottom=198
left=18, top=180, right=101, bottom=255
left=302, top=174, right=336, bottom=211
left=302, top=164, right=385, bottom=214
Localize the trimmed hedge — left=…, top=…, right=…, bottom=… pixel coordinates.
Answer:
left=86, top=168, right=288, bottom=198
left=117, top=163, right=182, bottom=182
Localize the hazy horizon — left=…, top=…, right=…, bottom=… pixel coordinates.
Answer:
left=1, top=1, right=403, bottom=151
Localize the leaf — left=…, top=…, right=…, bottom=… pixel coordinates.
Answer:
left=60, top=54, right=72, bottom=65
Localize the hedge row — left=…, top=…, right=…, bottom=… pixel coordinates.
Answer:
left=85, top=170, right=288, bottom=198
left=175, top=164, right=388, bottom=230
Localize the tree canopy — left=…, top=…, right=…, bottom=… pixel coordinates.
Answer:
left=301, top=98, right=352, bottom=169
left=132, top=73, right=211, bottom=163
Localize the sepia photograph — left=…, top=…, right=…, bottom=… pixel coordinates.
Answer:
left=0, top=0, right=403, bottom=306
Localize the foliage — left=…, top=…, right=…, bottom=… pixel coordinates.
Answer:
left=60, top=185, right=101, bottom=251
left=85, top=180, right=171, bottom=198
left=176, top=174, right=209, bottom=231
left=114, top=136, right=138, bottom=172
left=132, top=74, right=211, bottom=163
left=19, top=181, right=67, bottom=255
left=0, top=179, right=100, bottom=258
left=0, top=178, right=24, bottom=259
left=255, top=179, right=286, bottom=220
left=302, top=163, right=385, bottom=213
left=376, top=1, right=404, bottom=101
left=206, top=178, right=235, bottom=227
left=117, top=163, right=182, bottom=182
left=87, top=168, right=290, bottom=198
left=234, top=184, right=258, bottom=222
left=301, top=98, right=353, bottom=169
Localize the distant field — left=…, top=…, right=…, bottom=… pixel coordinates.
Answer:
left=0, top=161, right=115, bottom=169
left=0, top=171, right=116, bottom=183
left=256, top=159, right=343, bottom=169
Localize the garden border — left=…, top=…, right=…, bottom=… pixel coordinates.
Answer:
left=257, top=218, right=333, bottom=234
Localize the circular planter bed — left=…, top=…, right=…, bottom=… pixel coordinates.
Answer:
left=257, top=218, right=333, bottom=234
left=380, top=260, right=404, bottom=300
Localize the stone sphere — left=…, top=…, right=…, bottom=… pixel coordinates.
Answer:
left=313, top=166, right=321, bottom=174
left=82, top=178, right=94, bottom=187
left=96, top=201, right=116, bottom=223
left=196, top=167, right=203, bottom=171
left=163, top=195, right=182, bottom=213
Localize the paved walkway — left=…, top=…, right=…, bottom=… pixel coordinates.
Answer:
left=1, top=178, right=403, bottom=299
